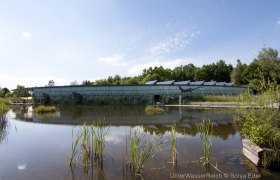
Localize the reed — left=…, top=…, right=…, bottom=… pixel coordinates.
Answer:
left=197, top=118, right=213, bottom=165
left=81, top=123, right=91, bottom=173
left=68, top=121, right=110, bottom=176
left=129, top=128, right=164, bottom=175
left=69, top=129, right=82, bottom=167
left=171, top=123, right=177, bottom=167
left=90, top=121, right=110, bottom=163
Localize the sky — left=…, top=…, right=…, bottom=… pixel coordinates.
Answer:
left=0, top=0, right=280, bottom=89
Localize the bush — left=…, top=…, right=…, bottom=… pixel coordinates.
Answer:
left=235, top=81, right=280, bottom=167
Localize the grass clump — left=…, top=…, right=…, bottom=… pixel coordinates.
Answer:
left=129, top=128, right=164, bottom=176
left=90, top=121, right=110, bottom=162
left=144, top=106, right=164, bottom=115
left=68, top=121, right=110, bottom=175
left=34, top=105, right=56, bottom=113
left=197, top=119, right=213, bottom=165
left=171, top=123, right=177, bottom=167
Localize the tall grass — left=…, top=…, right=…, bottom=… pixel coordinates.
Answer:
left=197, top=119, right=213, bottom=165
left=129, top=128, right=164, bottom=175
left=69, top=129, right=82, bottom=167
left=90, top=121, right=110, bottom=162
left=68, top=121, right=110, bottom=174
left=81, top=123, right=91, bottom=173
left=171, top=123, right=177, bottom=167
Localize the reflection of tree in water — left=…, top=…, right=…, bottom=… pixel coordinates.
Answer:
left=142, top=122, right=237, bottom=140
left=0, top=115, right=9, bottom=145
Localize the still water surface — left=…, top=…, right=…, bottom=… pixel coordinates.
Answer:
left=0, top=106, right=279, bottom=180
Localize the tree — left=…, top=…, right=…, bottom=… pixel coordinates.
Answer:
left=182, top=64, right=196, bottom=81
left=48, top=80, right=55, bottom=87
left=13, top=85, right=29, bottom=97
left=257, top=48, right=280, bottom=83
left=0, top=87, right=9, bottom=98
left=70, top=81, right=79, bottom=86
left=231, top=59, right=247, bottom=85
left=82, top=80, right=91, bottom=85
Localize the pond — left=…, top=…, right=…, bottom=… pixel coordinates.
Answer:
left=0, top=105, right=279, bottom=180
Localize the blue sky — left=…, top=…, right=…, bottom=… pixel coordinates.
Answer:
left=0, top=0, right=280, bottom=89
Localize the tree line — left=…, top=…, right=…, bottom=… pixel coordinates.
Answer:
left=1, top=47, right=279, bottom=98
left=93, top=47, right=280, bottom=87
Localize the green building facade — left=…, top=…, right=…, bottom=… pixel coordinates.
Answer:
left=33, top=83, right=248, bottom=105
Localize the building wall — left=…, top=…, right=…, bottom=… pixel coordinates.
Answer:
left=33, top=85, right=248, bottom=105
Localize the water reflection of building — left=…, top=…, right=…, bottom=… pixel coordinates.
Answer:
left=11, top=106, right=238, bottom=140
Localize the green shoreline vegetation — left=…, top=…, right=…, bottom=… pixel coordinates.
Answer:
left=34, top=105, right=56, bottom=113
left=0, top=98, right=8, bottom=116
left=145, top=106, right=165, bottom=115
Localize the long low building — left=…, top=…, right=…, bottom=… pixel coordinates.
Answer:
left=33, top=80, right=248, bottom=105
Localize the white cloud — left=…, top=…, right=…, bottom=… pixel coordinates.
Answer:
left=21, top=32, right=31, bottom=38
left=277, top=20, right=280, bottom=25
left=127, top=58, right=191, bottom=76
left=98, top=54, right=127, bottom=66
left=148, top=30, right=201, bottom=55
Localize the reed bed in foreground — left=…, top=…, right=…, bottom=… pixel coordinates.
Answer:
left=129, top=128, right=165, bottom=176
left=171, top=123, right=177, bottom=167
left=68, top=121, right=110, bottom=173
left=196, top=118, right=213, bottom=165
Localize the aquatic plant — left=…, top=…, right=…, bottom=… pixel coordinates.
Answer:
left=171, top=123, right=177, bottom=167
left=68, top=121, right=110, bottom=175
left=81, top=123, right=91, bottom=173
left=197, top=118, right=213, bottom=165
left=144, top=106, right=164, bottom=115
left=90, top=121, right=110, bottom=162
left=33, top=105, right=56, bottom=113
left=129, top=128, right=164, bottom=175
left=69, top=129, right=82, bottom=167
